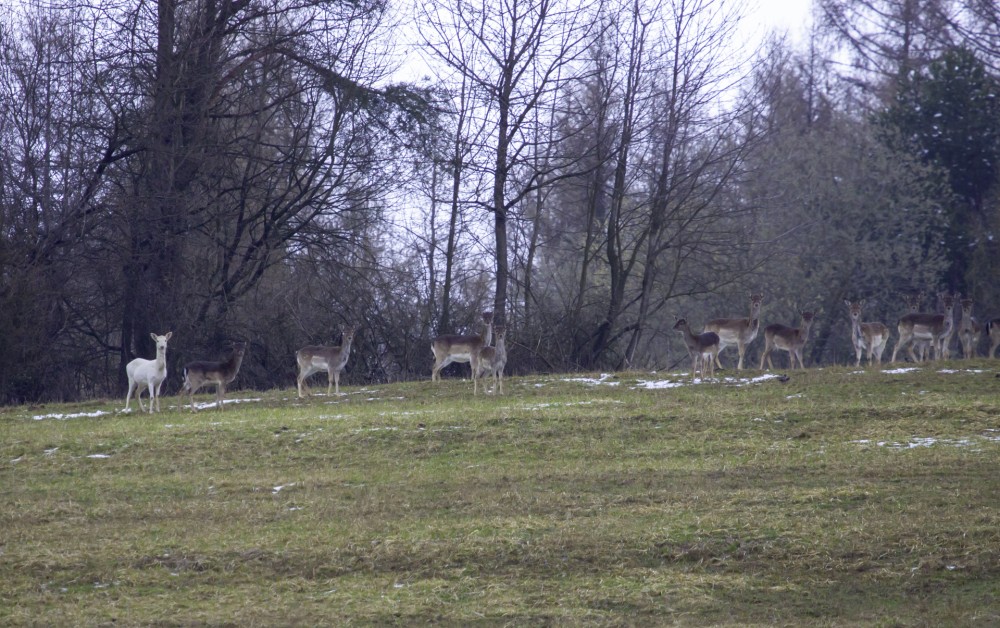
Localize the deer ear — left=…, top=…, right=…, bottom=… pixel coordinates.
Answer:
left=150, top=332, right=158, bottom=342
left=166, top=331, right=173, bottom=340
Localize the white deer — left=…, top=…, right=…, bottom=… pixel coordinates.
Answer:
left=125, top=332, right=173, bottom=414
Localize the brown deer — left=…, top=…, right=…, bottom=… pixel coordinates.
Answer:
left=703, top=293, right=763, bottom=370
left=892, top=292, right=956, bottom=363
left=989, top=318, right=1000, bottom=359
left=844, top=300, right=888, bottom=367
left=181, top=341, right=247, bottom=411
left=296, top=327, right=357, bottom=397
left=431, top=312, right=493, bottom=382
left=673, top=318, right=721, bottom=380
left=759, top=311, right=815, bottom=370
left=957, top=299, right=982, bottom=359
left=472, top=324, right=507, bottom=395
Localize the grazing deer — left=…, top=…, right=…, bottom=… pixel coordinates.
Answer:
left=703, top=293, right=763, bottom=370
left=989, top=318, right=1000, bottom=359
left=892, top=292, right=955, bottom=363
left=673, top=318, right=721, bottom=380
left=181, top=341, right=247, bottom=411
left=957, top=299, right=983, bottom=359
left=296, top=327, right=357, bottom=397
left=472, top=325, right=507, bottom=395
left=431, top=312, right=493, bottom=382
left=844, top=300, right=888, bottom=367
left=759, top=311, right=815, bottom=370
left=125, top=332, right=173, bottom=413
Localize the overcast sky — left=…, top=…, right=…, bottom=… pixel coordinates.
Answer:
left=751, top=0, right=813, bottom=45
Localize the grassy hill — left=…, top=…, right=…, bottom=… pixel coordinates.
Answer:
left=2, top=364, right=999, bottom=625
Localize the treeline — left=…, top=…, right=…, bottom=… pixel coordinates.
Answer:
left=0, top=0, right=998, bottom=403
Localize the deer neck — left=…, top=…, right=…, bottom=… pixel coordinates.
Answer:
left=226, top=350, right=245, bottom=375
left=340, top=335, right=354, bottom=356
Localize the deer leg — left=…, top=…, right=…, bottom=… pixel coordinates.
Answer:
left=125, top=380, right=136, bottom=412
left=146, top=382, right=156, bottom=413
left=432, top=355, right=452, bottom=382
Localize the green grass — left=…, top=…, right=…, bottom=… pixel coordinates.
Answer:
left=2, top=364, right=999, bottom=625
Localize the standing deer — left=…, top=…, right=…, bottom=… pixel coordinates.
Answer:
left=124, top=332, right=173, bottom=413
left=989, top=318, right=1000, bottom=359
left=673, top=318, right=721, bottom=380
left=431, top=312, right=493, bottom=382
left=892, top=292, right=956, bottom=363
left=703, top=293, right=763, bottom=370
left=472, top=324, right=507, bottom=395
left=296, top=327, right=357, bottom=397
left=957, top=298, right=982, bottom=359
left=180, top=341, right=247, bottom=411
left=903, top=293, right=929, bottom=362
left=759, top=311, right=815, bottom=370
left=844, top=300, right=888, bottom=367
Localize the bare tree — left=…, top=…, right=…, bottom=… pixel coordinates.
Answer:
left=419, top=0, right=595, bottom=328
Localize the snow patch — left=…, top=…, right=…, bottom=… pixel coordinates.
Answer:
left=852, top=435, right=1000, bottom=450
left=33, top=410, right=110, bottom=421
left=190, top=397, right=262, bottom=410
left=562, top=373, right=618, bottom=386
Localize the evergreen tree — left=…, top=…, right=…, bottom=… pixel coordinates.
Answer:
left=880, top=46, right=1000, bottom=292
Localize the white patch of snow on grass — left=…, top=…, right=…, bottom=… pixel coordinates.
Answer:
left=883, top=367, right=920, bottom=374
left=86, top=453, right=111, bottom=459
left=33, top=410, right=110, bottom=421
left=190, top=397, right=262, bottom=410
left=562, top=373, right=618, bottom=386
left=851, top=435, right=999, bottom=450
left=635, top=379, right=688, bottom=389
left=272, top=483, right=295, bottom=494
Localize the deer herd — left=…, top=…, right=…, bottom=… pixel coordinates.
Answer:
left=122, top=291, right=999, bottom=413
left=672, top=291, right=1000, bottom=381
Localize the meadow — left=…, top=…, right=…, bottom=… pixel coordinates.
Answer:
left=2, top=363, right=999, bottom=626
